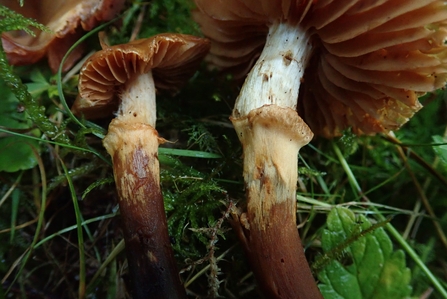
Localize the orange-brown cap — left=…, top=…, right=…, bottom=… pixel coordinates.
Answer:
left=71, top=33, right=210, bottom=119
left=1, top=0, right=125, bottom=73
left=193, top=0, right=447, bottom=137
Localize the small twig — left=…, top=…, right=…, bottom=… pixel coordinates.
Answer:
left=388, top=132, right=447, bottom=252
left=129, top=4, right=147, bottom=42
left=183, top=245, right=236, bottom=288
left=382, top=134, right=447, bottom=187
left=182, top=199, right=234, bottom=297
left=0, top=218, right=38, bottom=233
left=86, top=239, right=125, bottom=292
left=419, top=288, right=434, bottom=299
left=0, top=172, right=23, bottom=209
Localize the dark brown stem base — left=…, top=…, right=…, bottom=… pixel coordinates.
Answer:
left=103, top=119, right=186, bottom=299
left=231, top=105, right=322, bottom=299
left=231, top=202, right=322, bottom=299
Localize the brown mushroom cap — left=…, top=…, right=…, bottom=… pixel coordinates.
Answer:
left=1, top=0, right=125, bottom=72
left=193, top=0, right=447, bottom=137
left=71, top=33, right=210, bottom=119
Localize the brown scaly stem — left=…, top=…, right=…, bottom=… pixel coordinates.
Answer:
left=103, top=119, right=186, bottom=299
left=231, top=105, right=320, bottom=299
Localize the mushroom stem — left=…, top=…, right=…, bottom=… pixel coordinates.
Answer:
left=233, top=21, right=312, bottom=117
left=103, top=73, right=186, bottom=299
left=118, top=72, right=157, bottom=126
left=230, top=22, right=322, bottom=298
left=231, top=106, right=319, bottom=299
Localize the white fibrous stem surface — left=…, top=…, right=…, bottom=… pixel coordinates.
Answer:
left=234, top=22, right=312, bottom=117
left=118, top=71, right=157, bottom=127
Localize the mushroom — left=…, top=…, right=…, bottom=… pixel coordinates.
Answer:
left=1, top=0, right=125, bottom=72
left=72, top=33, right=210, bottom=298
left=193, top=1, right=447, bottom=298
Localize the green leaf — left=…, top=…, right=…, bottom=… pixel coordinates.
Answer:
left=317, top=207, right=412, bottom=299
left=26, top=82, right=51, bottom=98
left=0, top=81, right=41, bottom=172
left=0, top=136, right=39, bottom=172
left=29, top=68, right=48, bottom=84
left=26, top=69, right=51, bottom=98
left=432, top=135, right=447, bottom=170
left=0, top=81, right=30, bottom=129
left=159, top=148, right=221, bottom=159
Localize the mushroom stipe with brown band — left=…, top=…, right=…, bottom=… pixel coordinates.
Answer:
left=72, top=33, right=210, bottom=299
left=193, top=1, right=447, bottom=298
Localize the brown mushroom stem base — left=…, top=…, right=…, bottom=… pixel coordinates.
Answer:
left=103, top=119, right=186, bottom=299
left=230, top=105, right=322, bottom=299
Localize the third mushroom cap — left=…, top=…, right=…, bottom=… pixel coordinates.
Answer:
left=1, top=0, right=126, bottom=72
left=193, top=1, right=447, bottom=298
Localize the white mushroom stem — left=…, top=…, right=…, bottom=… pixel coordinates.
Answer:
left=234, top=21, right=313, bottom=116
left=230, top=22, right=322, bottom=299
left=118, top=71, right=157, bottom=127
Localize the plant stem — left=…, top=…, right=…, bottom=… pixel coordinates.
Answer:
left=60, top=160, right=86, bottom=299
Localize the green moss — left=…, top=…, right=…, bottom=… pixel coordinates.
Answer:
left=109, top=0, right=200, bottom=45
